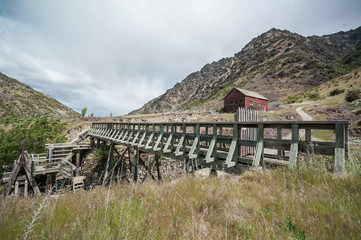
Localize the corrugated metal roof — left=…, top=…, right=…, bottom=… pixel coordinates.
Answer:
left=234, top=88, right=268, bottom=100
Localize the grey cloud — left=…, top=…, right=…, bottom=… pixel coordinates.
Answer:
left=0, top=0, right=361, bottom=116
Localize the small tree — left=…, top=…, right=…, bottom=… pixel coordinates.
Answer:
left=345, top=89, right=361, bottom=102
left=81, top=106, right=87, bottom=117
left=90, top=113, right=94, bottom=117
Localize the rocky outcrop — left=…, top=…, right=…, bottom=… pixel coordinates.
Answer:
left=131, top=27, right=361, bottom=114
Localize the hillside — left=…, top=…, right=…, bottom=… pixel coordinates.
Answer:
left=0, top=73, right=80, bottom=119
left=131, top=27, right=361, bottom=114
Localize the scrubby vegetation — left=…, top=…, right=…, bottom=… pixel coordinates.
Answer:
left=329, top=88, right=345, bottom=96
left=1, top=147, right=360, bottom=239
left=0, top=115, right=66, bottom=172
left=345, top=89, right=361, bottom=102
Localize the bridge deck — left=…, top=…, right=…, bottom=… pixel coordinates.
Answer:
left=88, top=121, right=348, bottom=173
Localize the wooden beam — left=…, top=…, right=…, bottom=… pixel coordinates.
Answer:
left=277, top=127, right=283, bottom=156
left=155, top=155, right=163, bottom=181
left=334, top=123, right=345, bottom=172
left=289, top=124, right=299, bottom=169
left=252, top=124, right=264, bottom=168
left=102, top=143, right=114, bottom=185
left=132, top=148, right=139, bottom=182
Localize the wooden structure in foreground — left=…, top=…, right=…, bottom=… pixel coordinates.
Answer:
left=88, top=120, right=349, bottom=181
left=2, top=143, right=91, bottom=197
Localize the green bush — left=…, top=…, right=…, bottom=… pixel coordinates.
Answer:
left=0, top=115, right=66, bottom=172
left=329, top=88, right=345, bottom=96
left=345, top=89, right=361, bottom=102
left=286, top=95, right=302, bottom=104
left=308, top=92, right=320, bottom=100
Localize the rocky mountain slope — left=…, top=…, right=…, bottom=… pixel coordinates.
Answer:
left=0, top=73, right=80, bottom=119
left=131, top=27, right=361, bottom=114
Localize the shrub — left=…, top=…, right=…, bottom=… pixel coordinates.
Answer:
left=329, top=88, right=345, bottom=96
left=345, top=89, right=361, bottom=102
left=286, top=95, right=302, bottom=104
left=308, top=92, right=320, bottom=100
left=0, top=115, right=66, bottom=172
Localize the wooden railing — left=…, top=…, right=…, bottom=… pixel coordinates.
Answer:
left=88, top=121, right=349, bottom=172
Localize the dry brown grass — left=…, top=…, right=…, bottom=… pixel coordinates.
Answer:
left=1, top=149, right=360, bottom=239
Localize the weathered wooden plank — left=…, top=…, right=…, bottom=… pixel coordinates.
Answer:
left=277, top=128, right=283, bottom=156
left=289, top=124, right=299, bottom=169
left=225, top=124, right=238, bottom=168
left=188, top=124, right=200, bottom=159
left=334, top=123, right=345, bottom=172
left=102, top=143, right=114, bottom=185
left=252, top=124, right=264, bottom=168
left=132, top=148, right=139, bottom=182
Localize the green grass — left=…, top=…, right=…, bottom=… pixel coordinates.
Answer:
left=311, top=129, right=335, bottom=142
left=1, top=147, right=360, bottom=239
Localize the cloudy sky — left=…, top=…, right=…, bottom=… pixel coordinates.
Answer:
left=0, top=0, right=360, bottom=116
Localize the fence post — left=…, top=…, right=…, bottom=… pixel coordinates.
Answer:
left=252, top=123, right=264, bottom=168
left=289, top=124, right=299, bottom=169
left=334, top=123, right=345, bottom=172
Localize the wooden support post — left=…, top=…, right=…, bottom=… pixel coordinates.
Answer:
left=334, top=123, right=345, bottom=172
left=188, top=124, right=200, bottom=159
left=163, top=124, right=173, bottom=153
left=141, top=159, right=154, bottom=183
left=47, top=174, right=52, bottom=193
left=277, top=128, right=283, bottom=156
left=15, top=181, right=19, bottom=197
left=48, top=147, right=54, bottom=162
left=132, top=148, right=139, bottom=182
left=102, top=143, right=114, bottom=185
left=345, top=124, right=349, bottom=160
left=205, top=124, right=217, bottom=163
left=90, top=138, right=95, bottom=149
left=289, top=124, right=299, bottom=169
left=305, top=128, right=312, bottom=158
left=305, top=129, right=311, bottom=142
left=76, top=151, right=80, bottom=176
left=24, top=180, right=28, bottom=198
left=252, top=124, right=264, bottom=168
left=155, top=155, right=163, bottom=181
left=225, top=124, right=238, bottom=168
left=153, top=124, right=164, bottom=151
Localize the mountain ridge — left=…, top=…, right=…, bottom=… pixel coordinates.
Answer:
left=131, top=26, right=361, bottom=114
left=0, top=73, right=80, bottom=119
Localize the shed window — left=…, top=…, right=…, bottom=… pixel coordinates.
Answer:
left=250, top=101, right=253, bottom=105
left=258, top=102, right=261, bottom=107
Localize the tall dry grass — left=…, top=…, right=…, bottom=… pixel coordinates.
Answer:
left=0, top=146, right=360, bottom=239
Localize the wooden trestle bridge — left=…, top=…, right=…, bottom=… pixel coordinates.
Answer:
left=2, top=120, right=349, bottom=197
left=88, top=120, right=349, bottom=181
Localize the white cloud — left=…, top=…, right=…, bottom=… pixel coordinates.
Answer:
left=0, top=0, right=360, bottom=116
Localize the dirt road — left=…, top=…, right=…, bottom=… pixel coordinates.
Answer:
left=296, top=107, right=313, bottom=121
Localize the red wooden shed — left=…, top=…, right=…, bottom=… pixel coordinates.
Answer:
left=223, top=88, right=268, bottom=112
